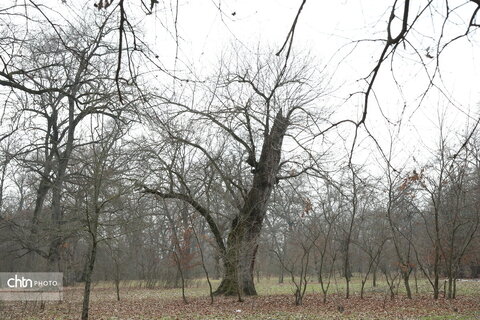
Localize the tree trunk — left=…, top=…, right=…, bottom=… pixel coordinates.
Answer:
left=47, top=142, right=72, bottom=270
left=447, top=276, right=453, bottom=299
left=27, top=167, right=52, bottom=269
left=81, top=239, right=97, bottom=320
left=360, top=280, right=366, bottom=299
left=47, top=237, right=62, bottom=272
left=214, top=218, right=260, bottom=296
left=452, top=277, right=456, bottom=299
left=344, top=251, right=351, bottom=299
left=213, top=254, right=221, bottom=280
left=402, top=271, right=412, bottom=299
left=414, top=268, right=419, bottom=294
left=115, top=264, right=121, bottom=301
left=433, top=254, right=440, bottom=299
left=214, top=111, right=288, bottom=296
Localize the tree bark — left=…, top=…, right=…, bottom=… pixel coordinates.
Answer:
left=214, top=111, right=288, bottom=296
left=214, top=217, right=260, bottom=295
left=402, top=270, right=412, bottom=299
left=81, top=239, right=97, bottom=320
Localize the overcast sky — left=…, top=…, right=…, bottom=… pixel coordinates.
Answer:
left=144, top=0, right=480, bottom=168
left=3, top=0, right=480, bottom=171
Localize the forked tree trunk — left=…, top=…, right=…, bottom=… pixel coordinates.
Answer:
left=144, top=111, right=289, bottom=296
left=214, top=111, right=288, bottom=296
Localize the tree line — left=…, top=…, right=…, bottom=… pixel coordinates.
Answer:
left=0, top=1, right=479, bottom=319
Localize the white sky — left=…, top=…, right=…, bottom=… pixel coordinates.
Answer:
left=2, top=0, right=480, bottom=173
left=143, top=0, right=480, bottom=170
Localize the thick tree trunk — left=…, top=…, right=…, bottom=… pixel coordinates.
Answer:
left=31, top=161, right=53, bottom=229
left=215, top=111, right=288, bottom=296
left=47, top=178, right=65, bottom=272
left=214, top=217, right=260, bottom=296
left=47, top=237, right=62, bottom=272
left=47, top=166, right=67, bottom=273
left=47, top=94, right=77, bottom=273
left=0, top=159, right=9, bottom=215
left=27, top=165, right=53, bottom=270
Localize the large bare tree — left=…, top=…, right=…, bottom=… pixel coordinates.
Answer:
left=140, top=50, right=328, bottom=295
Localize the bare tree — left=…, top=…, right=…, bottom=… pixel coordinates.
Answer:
left=140, top=49, right=327, bottom=295
left=356, top=208, right=388, bottom=299
left=311, top=184, right=341, bottom=303
left=273, top=211, right=317, bottom=306
left=339, top=165, right=375, bottom=299
left=0, top=11, right=139, bottom=276
left=70, top=120, right=130, bottom=320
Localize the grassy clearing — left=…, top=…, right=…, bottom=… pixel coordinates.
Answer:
left=68, top=275, right=479, bottom=299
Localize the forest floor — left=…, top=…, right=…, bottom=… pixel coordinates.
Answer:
left=1, top=278, right=480, bottom=319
